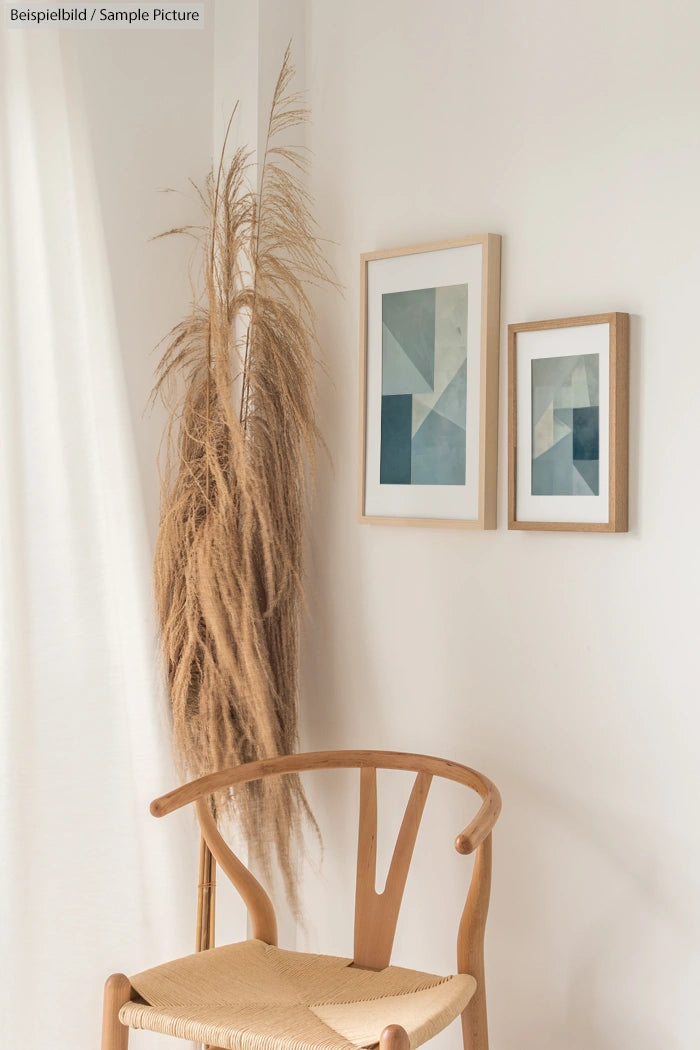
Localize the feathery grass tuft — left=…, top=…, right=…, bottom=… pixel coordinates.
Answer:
left=152, top=48, right=334, bottom=909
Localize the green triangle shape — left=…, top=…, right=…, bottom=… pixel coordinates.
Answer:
left=432, top=360, right=467, bottom=431
left=382, top=287, right=436, bottom=389
left=382, top=323, right=432, bottom=395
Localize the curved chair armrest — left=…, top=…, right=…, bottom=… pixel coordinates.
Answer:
left=195, top=798, right=278, bottom=944
left=151, top=750, right=500, bottom=820
left=453, top=789, right=502, bottom=855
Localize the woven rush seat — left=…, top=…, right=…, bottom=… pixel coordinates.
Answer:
left=120, top=938, right=476, bottom=1050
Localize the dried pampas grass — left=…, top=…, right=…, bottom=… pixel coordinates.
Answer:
left=153, top=48, right=333, bottom=909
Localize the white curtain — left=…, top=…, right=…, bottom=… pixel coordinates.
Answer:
left=0, top=24, right=194, bottom=1050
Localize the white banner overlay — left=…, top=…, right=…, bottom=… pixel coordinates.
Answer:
left=6, top=4, right=205, bottom=27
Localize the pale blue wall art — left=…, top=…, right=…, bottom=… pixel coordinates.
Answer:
left=531, top=353, right=599, bottom=496
left=380, top=283, right=468, bottom=485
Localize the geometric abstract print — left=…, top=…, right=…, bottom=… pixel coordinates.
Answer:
left=379, top=284, right=468, bottom=486
left=531, top=353, right=600, bottom=496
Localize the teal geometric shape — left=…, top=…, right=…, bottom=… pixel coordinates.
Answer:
left=574, top=458, right=599, bottom=495
left=553, top=414, right=571, bottom=444
left=533, top=402, right=573, bottom=458
left=533, top=385, right=555, bottom=425
left=584, top=354, right=600, bottom=407
left=572, top=406, right=599, bottom=460
left=570, top=359, right=591, bottom=408
left=532, top=402, right=555, bottom=459
left=532, top=355, right=578, bottom=396
left=553, top=379, right=574, bottom=410
left=432, top=359, right=467, bottom=431
left=380, top=395, right=413, bottom=484
left=531, top=432, right=575, bottom=495
left=382, top=288, right=436, bottom=389
left=382, top=323, right=432, bottom=396
left=572, top=465, right=594, bottom=495
left=531, top=352, right=599, bottom=411
left=435, top=284, right=468, bottom=355
left=411, top=409, right=466, bottom=485
left=412, top=393, right=436, bottom=437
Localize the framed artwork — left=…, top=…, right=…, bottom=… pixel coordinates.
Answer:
left=358, top=234, right=501, bottom=528
left=508, top=313, right=629, bottom=532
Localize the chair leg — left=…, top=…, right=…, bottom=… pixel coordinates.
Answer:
left=380, top=1025, right=410, bottom=1050
left=101, top=973, right=132, bottom=1050
left=461, top=976, right=488, bottom=1050
left=458, top=835, right=493, bottom=1050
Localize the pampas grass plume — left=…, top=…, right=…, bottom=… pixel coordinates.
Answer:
left=152, top=48, right=334, bottom=909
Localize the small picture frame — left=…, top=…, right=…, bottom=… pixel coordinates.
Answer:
left=508, top=313, right=629, bottom=532
left=358, top=235, right=501, bottom=528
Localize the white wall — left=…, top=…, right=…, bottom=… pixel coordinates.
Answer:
left=297, top=2, right=700, bottom=1049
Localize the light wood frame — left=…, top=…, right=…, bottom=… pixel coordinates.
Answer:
left=358, top=235, right=501, bottom=529
left=508, top=312, right=629, bottom=532
left=101, top=750, right=501, bottom=1050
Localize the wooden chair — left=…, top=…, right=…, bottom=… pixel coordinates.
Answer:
left=101, top=750, right=501, bottom=1050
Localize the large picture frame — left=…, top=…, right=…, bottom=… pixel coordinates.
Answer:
left=358, top=235, right=501, bottom=528
left=508, top=313, right=629, bottom=532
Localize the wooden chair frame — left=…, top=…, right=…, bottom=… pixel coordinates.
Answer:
left=102, top=750, right=501, bottom=1050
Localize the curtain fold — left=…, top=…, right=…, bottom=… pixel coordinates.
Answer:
left=0, top=23, right=193, bottom=1050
